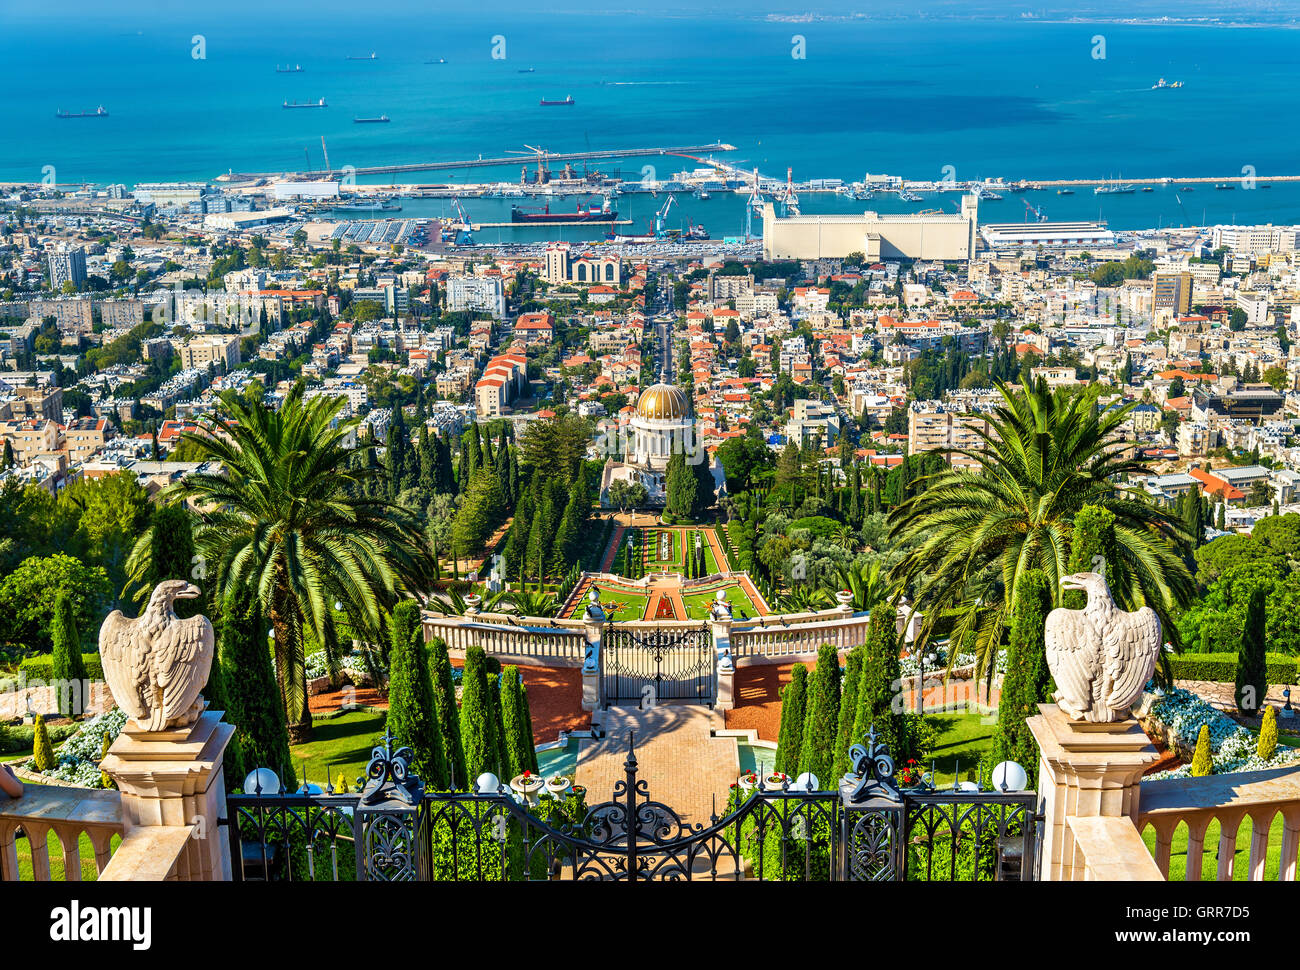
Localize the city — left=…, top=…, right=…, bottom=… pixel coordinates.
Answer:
left=1, top=0, right=1298, bottom=945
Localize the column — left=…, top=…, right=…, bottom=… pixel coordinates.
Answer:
left=581, top=592, right=606, bottom=712
left=1025, top=703, right=1159, bottom=881
left=711, top=592, right=735, bottom=710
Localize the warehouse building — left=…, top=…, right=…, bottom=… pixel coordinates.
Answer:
left=762, top=195, right=979, bottom=261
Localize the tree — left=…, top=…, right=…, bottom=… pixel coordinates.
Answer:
left=1064, top=505, right=1117, bottom=609
left=487, top=672, right=510, bottom=785
left=1258, top=704, right=1278, bottom=760
left=500, top=666, right=533, bottom=780
left=664, top=450, right=698, bottom=522
left=1191, top=724, right=1213, bottom=776
left=385, top=601, right=447, bottom=789
left=458, top=646, right=499, bottom=783
left=798, top=643, right=842, bottom=785
left=146, top=383, right=431, bottom=741
left=774, top=663, right=808, bottom=775
left=0, top=553, right=111, bottom=653
left=987, top=569, right=1053, bottom=786
left=520, top=684, right=539, bottom=773
left=124, top=500, right=196, bottom=614
left=1235, top=586, right=1267, bottom=716
left=219, top=586, right=296, bottom=791
left=831, top=648, right=865, bottom=784
left=452, top=465, right=507, bottom=556
left=890, top=381, right=1194, bottom=677
left=691, top=447, right=716, bottom=520
left=427, top=636, right=465, bottom=788
left=852, top=607, right=910, bottom=762
left=32, top=714, right=54, bottom=772
left=50, top=591, right=88, bottom=716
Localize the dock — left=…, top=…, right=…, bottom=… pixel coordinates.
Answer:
left=473, top=219, right=632, bottom=229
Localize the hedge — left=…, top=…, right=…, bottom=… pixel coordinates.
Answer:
left=1169, top=652, right=1297, bottom=684
left=18, top=653, right=103, bottom=681
left=0, top=721, right=78, bottom=755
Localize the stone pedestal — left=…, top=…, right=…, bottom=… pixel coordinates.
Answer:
left=100, top=707, right=235, bottom=881
left=1026, top=703, right=1158, bottom=881
left=581, top=606, right=604, bottom=712
left=711, top=609, right=734, bottom=711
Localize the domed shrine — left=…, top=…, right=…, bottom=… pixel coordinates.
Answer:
left=599, top=383, right=722, bottom=508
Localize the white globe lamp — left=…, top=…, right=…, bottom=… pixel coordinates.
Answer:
left=992, top=761, right=1029, bottom=792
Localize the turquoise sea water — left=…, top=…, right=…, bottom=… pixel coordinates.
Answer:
left=2, top=13, right=1297, bottom=234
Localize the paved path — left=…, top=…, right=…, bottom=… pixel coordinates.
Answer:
left=576, top=705, right=737, bottom=825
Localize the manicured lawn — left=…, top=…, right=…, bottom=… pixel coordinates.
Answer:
left=1139, top=814, right=1288, bottom=881
left=923, top=710, right=998, bottom=787
left=682, top=583, right=760, bottom=621
left=570, top=584, right=650, bottom=621
left=289, top=710, right=388, bottom=791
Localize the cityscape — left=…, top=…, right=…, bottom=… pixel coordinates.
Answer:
left=2, top=0, right=1299, bottom=942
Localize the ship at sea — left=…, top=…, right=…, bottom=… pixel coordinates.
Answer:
left=56, top=106, right=109, bottom=119
left=354, top=115, right=390, bottom=124
left=539, top=95, right=574, bottom=106
left=1094, top=178, right=1136, bottom=195
left=512, top=197, right=615, bottom=223
left=347, top=52, right=378, bottom=60
left=284, top=98, right=328, bottom=108
left=276, top=64, right=302, bottom=73
left=330, top=198, right=401, bottom=213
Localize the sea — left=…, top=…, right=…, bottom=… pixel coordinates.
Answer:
left=3, top=10, right=1299, bottom=239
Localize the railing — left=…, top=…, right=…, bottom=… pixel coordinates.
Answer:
left=1137, top=766, right=1300, bottom=881
left=423, top=611, right=588, bottom=665
left=730, top=611, right=871, bottom=659
left=1067, top=817, right=1165, bottom=881
left=0, top=786, right=123, bottom=881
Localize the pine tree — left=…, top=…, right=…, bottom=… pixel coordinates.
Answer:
left=797, top=643, right=842, bottom=785
left=831, top=647, right=865, bottom=785
left=32, top=714, right=54, bottom=772
left=988, top=568, right=1053, bottom=786
left=1191, top=724, right=1213, bottom=776
left=852, top=607, right=909, bottom=762
left=500, top=666, right=533, bottom=779
left=427, top=636, right=465, bottom=788
left=458, top=646, right=499, bottom=783
left=774, top=663, right=808, bottom=774
left=50, top=590, right=88, bottom=716
left=1257, top=704, right=1279, bottom=760
left=220, top=586, right=296, bottom=791
left=1235, top=586, right=1268, bottom=716
left=386, top=601, right=447, bottom=789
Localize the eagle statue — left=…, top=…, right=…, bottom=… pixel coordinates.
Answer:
left=99, top=580, right=215, bottom=732
left=1044, top=571, right=1161, bottom=723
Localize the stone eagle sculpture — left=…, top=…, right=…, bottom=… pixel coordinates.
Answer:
left=99, top=580, right=215, bottom=732
left=1044, top=571, right=1161, bottom=723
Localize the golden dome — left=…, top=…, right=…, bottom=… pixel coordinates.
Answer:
left=634, top=383, right=689, bottom=421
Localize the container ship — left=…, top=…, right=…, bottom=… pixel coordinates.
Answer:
left=284, top=98, right=328, bottom=108
left=354, top=115, right=390, bottom=123
left=56, top=106, right=109, bottom=119
left=512, top=199, right=616, bottom=223
left=540, top=95, right=574, bottom=106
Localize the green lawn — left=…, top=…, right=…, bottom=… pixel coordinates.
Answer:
left=289, top=710, right=388, bottom=791
left=1140, top=814, right=1288, bottom=881
left=570, top=585, right=650, bottom=621
left=923, top=710, right=998, bottom=787
left=682, top=583, right=760, bottom=621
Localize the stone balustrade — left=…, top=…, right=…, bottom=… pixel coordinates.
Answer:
left=730, top=612, right=870, bottom=660
left=0, top=786, right=123, bottom=880
left=1066, top=816, right=1165, bottom=881
left=422, top=610, right=589, bottom=665
left=1137, top=766, right=1300, bottom=881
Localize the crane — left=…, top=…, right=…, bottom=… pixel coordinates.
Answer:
left=505, top=144, right=550, bottom=184
left=1023, top=198, right=1047, bottom=223
left=745, top=168, right=766, bottom=241
left=320, top=136, right=332, bottom=178
left=780, top=166, right=800, bottom=216
left=653, top=194, right=677, bottom=237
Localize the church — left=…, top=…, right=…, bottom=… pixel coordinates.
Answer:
left=599, top=383, right=723, bottom=507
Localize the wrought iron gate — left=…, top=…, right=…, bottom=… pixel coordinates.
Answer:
left=601, top=625, right=714, bottom=706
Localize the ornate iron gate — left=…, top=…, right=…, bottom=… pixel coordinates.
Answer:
left=602, top=625, right=714, bottom=707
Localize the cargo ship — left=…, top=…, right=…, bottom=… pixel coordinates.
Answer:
left=512, top=198, right=615, bottom=223
left=354, top=115, right=390, bottom=123
left=539, top=95, right=574, bottom=106
left=56, top=106, right=109, bottom=119
left=284, top=98, right=328, bottom=108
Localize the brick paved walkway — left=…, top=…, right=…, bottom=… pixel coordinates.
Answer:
left=575, top=705, right=737, bottom=825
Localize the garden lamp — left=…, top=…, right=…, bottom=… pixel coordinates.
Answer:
left=244, top=767, right=281, bottom=796
left=793, top=772, right=819, bottom=792
left=992, top=761, right=1029, bottom=792
left=475, top=772, right=501, bottom=794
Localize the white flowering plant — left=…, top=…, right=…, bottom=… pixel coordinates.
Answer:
left=1144, top=685, right=1299, bottom=779
left=25, top=707, right=128, bottom=788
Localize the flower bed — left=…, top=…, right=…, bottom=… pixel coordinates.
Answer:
left=24, top=707, right=128, bottom=788
left=1140, top=686, right=1300, bottom=778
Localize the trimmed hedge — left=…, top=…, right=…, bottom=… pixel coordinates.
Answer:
left=18, top=653, right=104, bottom=681
left=1169, top=652, right=1297, bottom=684
left=0, top=721, right=78, bottom=755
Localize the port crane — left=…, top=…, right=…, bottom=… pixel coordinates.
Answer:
left=745, top=168, right=766, bottom=241
left=1023, top=198, right=1048, bottom=223
left=506, top=145, right=551, bottom=184
left=780, top=166, right=800, bottom=216
left=653, top=194, right=677, bottom=237
left=321, top=136, right=333, bottom=178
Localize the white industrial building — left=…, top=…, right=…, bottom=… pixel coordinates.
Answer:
left=762, top=196, right=979, bottom=261
left=271, top=180, right=340, bottom=200
left=979, top=221, right=1116, bottom=251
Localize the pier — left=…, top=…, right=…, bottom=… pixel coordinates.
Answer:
left=218, top=143, right=737, bottom=181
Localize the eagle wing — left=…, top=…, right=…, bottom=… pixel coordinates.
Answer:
left=98, top=610, right=152, bottom=722
left=153, top=614, right=215, bottom=726
left=1044, top=607, right=1097, bottom=717
left=1102, top=606, right=1161, bottom=718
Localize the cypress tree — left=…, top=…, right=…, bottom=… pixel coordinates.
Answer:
left=487, top=672, right=510, bottom=781
left=988, top=568, right=1054, bottom=786
left=848, top=463, right=862, bottom=527
left=458, top=646, right=499, bottom=783
left=1235, top=586, right=1268, bottom=716
left=221, top=586, right=296, bottom=791
left=691, top=445, right=716, bottom=520
left=1258, top=704, right=1279, bottom=760
left=1064, top=505, right=1117, bottom=610
left=427, top=636, right=465, bottom=789
left=797, top=643, right=842, bottom=786
left=201, top=625, right=245, bottom=789
left=520, top=683, right=539, bottom=772
left=851, top=607, right=908, bottom=762
left=664, top=450, right=696, bottom=522
left=774, top=663, right=808, bottom=775
left=500, top=666, right=533, bottom=779
left=385, top=601, right=447, bottom=789
left=50, top=590, right=88, bottom=716
left=831, top=647, right=865, bottom=785
left=32, top=714, right=54, bottom=772
left=1191, top=724, right=1213, bottom=776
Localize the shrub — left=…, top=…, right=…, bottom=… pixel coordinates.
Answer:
left=32, top=714, right=54, bottom=772
left=852, top=607, right=910, bottom=763
left=988, top=569, right=1053, bottom=787
left=49, top=591, right=89, bottom=717
left=798, top=643, right=841, bottom=786
left=386, top=601, right=447, bottom=789
left=774, top=663, right=807, bottom=775
left=1191, top=724, right=1213, bottom=776
left=1235, top=587, right=1267, bottom=715
left=1257, top=705, right=1278, bottom=761
left=500, top=666, right=532, bottom=780
left=220, top=586, right=295, bottom=792
left=1168, top=652, right=1295, bottom=683
left=831, top=648, right=864, bottom=786
left=427, top=636, right=465, bottom=789
left=458, top=646, right=499, bottom=783
left=100, top=731, right=113, bottom=789
left=20, top=653, right=104, bottom=681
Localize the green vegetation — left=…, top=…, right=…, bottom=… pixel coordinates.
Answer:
left=773, top=663, right=807, bottom=775
left=987, top=569, right=1052, bottom=786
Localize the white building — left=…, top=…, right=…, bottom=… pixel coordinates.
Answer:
left=446, top=275, right=506, bottom=319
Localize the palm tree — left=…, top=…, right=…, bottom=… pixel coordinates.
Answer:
left=506, top=589, right=558, bottom=618
left=777, top=585, right=834, bottom=614
left=888, top=381, right=1193, bottom=679
left=834, top=524, right=857, bottom=553
left=833, top=560, right=891, bottom=612
left=144, top=384, right=431, bottom=741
